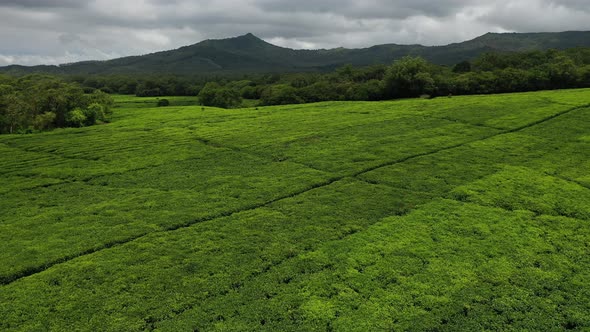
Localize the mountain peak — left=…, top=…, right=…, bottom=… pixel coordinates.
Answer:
left=207, top=32, right=275, bottom=50
left=233, top=32, right=265, bottom=43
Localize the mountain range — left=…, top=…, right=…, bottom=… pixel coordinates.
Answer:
left=1, top=31, right=590, bottom=76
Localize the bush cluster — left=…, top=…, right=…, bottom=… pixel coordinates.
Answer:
left=0, top=75, right=114, bottom=134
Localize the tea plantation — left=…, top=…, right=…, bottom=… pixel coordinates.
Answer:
left=1, top=89, right=589, bottom=331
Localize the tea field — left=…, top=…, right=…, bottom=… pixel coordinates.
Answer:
left=1, top=90, right=589, bottom=331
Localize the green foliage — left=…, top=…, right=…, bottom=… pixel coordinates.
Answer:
left=198, top=82, right=242, bottom=108
left=453, top=60, right=472, bottom=73
left=9, top=47, right=585, bottom=109
left=0, top=89, right=590, bottom=331
left=32, top=111, right=56, bottom=131
left=547, top=55, right=579, bottom=88
left=582, top=65, right=590, bottom=85
left=0, top=95, right=28, bottom=134
left=65, top=108, right=86, bottom=127
left=298, top=81, right=345, bottom=103
left=260, top=84, right=304, bottom=105
left=384, top=56, right=436, bottom=98
left=195, top=81, right=220, bottom=105
left=0, top=75, right=114, bottom=134
left=240, top=85, right=261, bottom=99
left=88, top=90, right=114, bottom=116
left=157, top=99, right=170, bottom=107
left=212, top=87, right=242, bottom=109
left=82, top=103, right=107, bottom=125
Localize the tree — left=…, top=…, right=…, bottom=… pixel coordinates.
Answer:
left=547, top=55, right=579, bottom=88
left=299, top=81, right=342, bottom=103
left=346, top=80, right=384, bottom=101
left=1, top=94, right=28, bottom=134
left=453, top=60, right=472, bottom=73
left=260, top=85, right=304, bottom=105
left=87, top=91, right=114, bottom=118
left=33, top=112, right=56, bottom=131
left=198, top=82, right=221, bottom=106
left=240, top=85, right=261, bottom=99
left=495, top=68, right=530, bottom=92
left=336, top=64, right=354, bottom=81
left=384, top=56, right=435, bottom=98
left=212, top=88, right=242, bottom=108
left=198, top=82, right=242, bottom=108
left=135, top=80, right=162, bottom=97
left=289, top=74, right=315, bottom=88
left=473, top=52, right=510, bottom=71
left=580, top=65, right=590, bottom=86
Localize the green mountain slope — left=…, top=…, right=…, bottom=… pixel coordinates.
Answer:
left=2, top=31, right=590, bottom=76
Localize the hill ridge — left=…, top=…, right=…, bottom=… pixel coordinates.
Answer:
left=1, top=30, right=590, bottom=76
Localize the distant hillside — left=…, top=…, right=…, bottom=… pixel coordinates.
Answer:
left=2, top=31, right=590, bottom=76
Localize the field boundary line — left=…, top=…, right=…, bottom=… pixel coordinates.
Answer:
left=144, top=104, right=590, bottom=330
left=446, top=196, right=590, bottom=221
left=419, top=114, right=504, bottom=130
left=0, top=176, right=342, bottom=286
left=194, top=137, right=328, bottom=172
left=544, top=172, right=590, bottom=191
left=0, top=140, right=103, bottom=163
left=2, top=103, right=587, bottom=287
left=351, top=104, right=590, bottom=178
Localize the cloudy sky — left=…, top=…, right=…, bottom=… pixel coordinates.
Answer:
left=0, top=0, right=589, bottom=66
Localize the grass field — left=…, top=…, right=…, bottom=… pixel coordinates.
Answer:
left=1, top=90, right=590, bottom=331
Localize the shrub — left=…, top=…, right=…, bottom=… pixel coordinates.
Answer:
left=87, top=91, right=114, bottom=117
left=157, top=99, right=170, bottom=107
left=260, top=85, right=304, bottom=106
left=83, top=103, right=107, bottom=125
left=66, top=109, right=87, bottom=127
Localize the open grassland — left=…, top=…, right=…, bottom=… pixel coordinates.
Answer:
left=1, top=90, right=590, bottom=331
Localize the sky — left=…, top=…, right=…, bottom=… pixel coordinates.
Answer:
left=0, top=0, right=589, bottom=66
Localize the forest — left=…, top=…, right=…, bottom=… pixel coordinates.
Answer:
left=199, top=48, right=590, bottom=107
left=77, top=47, right=590, bottom=107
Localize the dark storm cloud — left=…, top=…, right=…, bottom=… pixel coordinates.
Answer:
left=0, top=0, right=588, bottom=65
left=258, top=0, right=481, bottom=19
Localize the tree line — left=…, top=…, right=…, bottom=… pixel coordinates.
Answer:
left=193, top=48, right=590, bottom=107
left=60, top=47, right=590, bottom=109
left=0, top=75, right=114, bottom=134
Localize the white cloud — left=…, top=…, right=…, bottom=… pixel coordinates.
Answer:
left=479, top=0, right=590, bottom=32
left=0, top=0, right=587, bottom=65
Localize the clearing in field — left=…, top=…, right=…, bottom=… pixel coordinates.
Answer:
left=1, top=89, right=589, bottom=331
